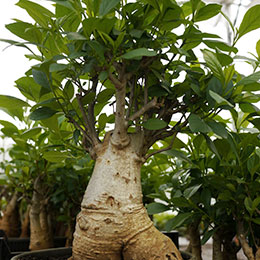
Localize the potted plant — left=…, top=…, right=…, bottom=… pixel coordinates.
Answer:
left=1, top=0, right=260, bottom=259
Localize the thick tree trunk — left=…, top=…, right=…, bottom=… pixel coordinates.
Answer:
left=20, top=205, right=30, bottom=238
left=71, top=134, right=182, bottom=260
left=187, top=219, right=202, bottom=260
left=29, top=176, right=53, bottom=250
left=237, top=221, right=255, bottom=260
left=0, top=191, right=21, bottom=237
left=213, top=231, right=223, bottom=260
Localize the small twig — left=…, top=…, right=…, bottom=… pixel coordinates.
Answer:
left=67, top=115, right=92, bottom=146
left=126, top=79, right=135, bottom=119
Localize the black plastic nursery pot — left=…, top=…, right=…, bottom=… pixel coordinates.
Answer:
left=10, top=247, right=72, bottom=260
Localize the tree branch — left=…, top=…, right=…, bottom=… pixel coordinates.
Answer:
left=76, top=93, right=99, bottom=147
left=127, top=97, right=158, bottom=125
left=109, top=66, right=131, bottom=148
left=144, top=131, right=178, bottom=160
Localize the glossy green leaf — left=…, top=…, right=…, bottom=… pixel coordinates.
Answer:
left=188, top=114, right=211, bottom=133
left=194, top=4, right=222, bottom=22
left=204, top=40, right=237, bottom=53
left=20, top=127, right=42, bottom=139
left=67, top=32, right=87, bottom=40
left=237, top=5, right=260, bottom=41
left=99, top=0, right=120, bottom=16
left=29, top=107, right=57, bottom=121
left=143, top=118, right=168, bottom=130
left=0, top=95, right=30, bottom=110
left=256, top=39, right=260, bottom=58
left=163, top=149, right=192, bottom=164
left=121, top=48, right=157, bottom=60
left=207, top=121, right=228, bottom=138
left=165, top=213, right=193, bottom=232
left=32, top=69, right=51, bottom=91
left=183, top=184, right=202, bottom=199
left=244, top=197, right=253, bottom=215
left=50, top=63, right=68, bottom=72
left=5, top=22, right=41, bottom=42
left=209, top=90, right=234, bottom=108
left=97, top=89, right=115, bottom=103
left=201, top=229, right=215, bottom=245
left=43, top=151, right=68, bottom=162
left=16, top=0, right=54, bottom=27
left=202, top=49, right=224, bottom=82
left=236, top=71, right=260, bottom=86
left=47, top=0, right=74, bottom=10
left=0, top=120, right=19, bottom=132
left=146, top=202, right=169, bottom=215
left=15, top=77, right=42, bottom=101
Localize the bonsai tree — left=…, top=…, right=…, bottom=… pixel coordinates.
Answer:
left=2, top=0, right=260, bottom=259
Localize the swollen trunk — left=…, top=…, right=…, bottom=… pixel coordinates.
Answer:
left=0, top=192, right=21, bottom=237
left=72, top=134, right=182, bottom=260
left=29, top=177, right=53, bottom=250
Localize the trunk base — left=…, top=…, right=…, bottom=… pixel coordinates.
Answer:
left=72, top=207, right=182, bottom=260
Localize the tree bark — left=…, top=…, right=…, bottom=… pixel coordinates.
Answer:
left=213, top=231, right=223, bottom=260
left=71, top=133, right=183, bottom=260
left=187, top=219, right=202, bottom=260
left=237, top=221, right=255, bottom=260
left=29, top=176, right=53, bottom=250
left=20, top=205, right=30, bottom=238
left=0, top=191, right=21, bottom=237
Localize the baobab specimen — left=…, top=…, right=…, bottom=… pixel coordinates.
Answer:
left=3, top=0, right=242, bottom=259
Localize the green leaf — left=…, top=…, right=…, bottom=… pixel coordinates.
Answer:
left=252, top=218, right=260, bottom=225
left=0, top=120, right=19, bottom=136
left=236, top=71, right=260, bottom=86
left=5, top=22, right=41, bottom=42
left=204, top=134, right=220, bottom=159
left=16, top=0, right=54, bottom=27
left=256, top=39, right=260, bottom=58
left=146, top=202, right=169, bottom=215
left=50, top=63, right=68, bottom=72
left=194, top=4, right=222, bottom=22
left=237, top=5, right=260, bottom=41
left=0, top=95, right=30, bottom=110
left=209, top=90, right=234, bottom=108
left=67, top=32, right=87, bottom=41
left=163, top=149, right=192, bottom=164
left=20, top=127, right=42, bottom=139
left=29, top=107, right=57, bottom=121
left=43, top=151, right=68, bottom=163
left=202, top=49, right=224, bottom=82
left=32, top=69, right=51, bottom=91
left=244, top=197, right=253, bottom=215
left=183, top=184, right=202, bottom=199
left=99, top=0, right=120, bottom=16
left=97, top=89, right=115, bottom=103
left=201, top=229, right=215, bottom=245
left=121, top=48, right=157, bottom=60
left=15, top=77, right=42, bottom=101
left=47, top=0, right=75, bottom=10
left=207, top=121, right=228, bottom=138
left=143, top=118, right=168, bottom=130
left=204, top=40, right=237, bottom=53
left=188, top=114, right=211, bottom=133
left=165, top=213, right=193, bottom=232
